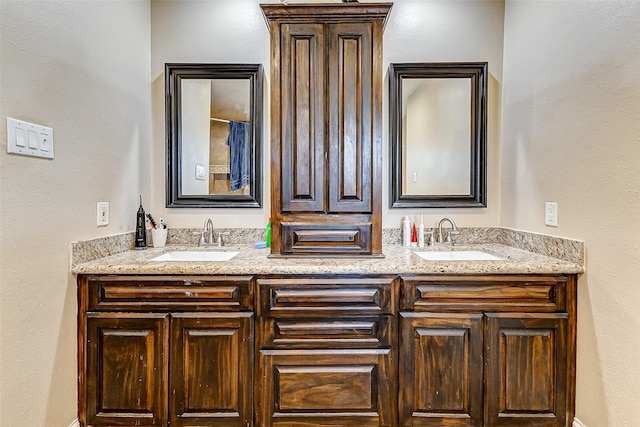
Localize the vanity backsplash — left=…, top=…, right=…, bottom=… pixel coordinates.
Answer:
left=71, top=227, right=584, bottom=267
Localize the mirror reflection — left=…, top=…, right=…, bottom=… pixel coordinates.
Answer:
left=402, top=78, right=471, bottom=195
left=181, top=79, right=251, bottom=196
left=166, top=63, right=263, bottom=208
left=389, top=62, right=487, bottom=208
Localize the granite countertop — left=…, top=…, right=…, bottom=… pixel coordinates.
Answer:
left=70, top=243, right=583, bottom=276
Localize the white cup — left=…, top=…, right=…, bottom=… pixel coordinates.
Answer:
left=151, top=228, right=168, bottom=248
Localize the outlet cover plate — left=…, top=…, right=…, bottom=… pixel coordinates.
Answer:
left=545, top=202, right=558, bottom=226
left=97, top=202, right=109, bottom=226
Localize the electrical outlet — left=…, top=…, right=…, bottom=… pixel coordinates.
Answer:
left=97, top=202, right=109, bottom=226
left=545, top=202, right=558, bottom=226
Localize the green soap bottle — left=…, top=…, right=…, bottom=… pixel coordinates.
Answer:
left=266, top=217, right=271, bottom=248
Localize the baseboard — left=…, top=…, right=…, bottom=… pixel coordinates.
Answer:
left=574, top=418, right=587, bottom=427
left=67, top=417, right=584, bottom=427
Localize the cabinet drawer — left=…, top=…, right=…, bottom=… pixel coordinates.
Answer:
left=257, top=348, right=395, bottom=426
left=258, top=316, right=393, bottom=348
left=257, top=277, right=395, bottom=316
left=87, top=275, right=253, bottom=311
left=280, top=222, right=372, bottom=255
left=402, top=275, right=566, bottom=312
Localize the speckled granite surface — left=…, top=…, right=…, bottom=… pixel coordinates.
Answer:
left=71, top=233, right=134, bottom=266
left=71, top=227, right=584, bottom=276
left=499, top=228, right=584, bottom=265
left=71, top=228, right=265, bottom=266
left=72, top=227, right=583, bottom=267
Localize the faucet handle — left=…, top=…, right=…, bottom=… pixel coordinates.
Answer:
left=424, top=230, right=436, bottom=246
left=193, top=230, right=206, bottom=246
left=216, top=231, right=230, bottom=247
left=446, top=229, right=460, bottom=244
left=424, top=231, right=435, bottom=247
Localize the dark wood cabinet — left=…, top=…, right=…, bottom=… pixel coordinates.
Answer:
left=261, top=3, right=391, bottom=256
left=258, top=348, right=394, bottom=426
left=78, top=276, right=254, bottom=427
left=399, top=312, right=483, bottom=426
left=78, top=273, right=577, bottom=426
left=85, top=313, right=169, bottom=427
left=255, top=277, right=398, bottom=426
left=169, top=313, right=253, bottom=427
left=399, top=275, right=576, bottom=427
left=484, top=313, right=569, bottom=427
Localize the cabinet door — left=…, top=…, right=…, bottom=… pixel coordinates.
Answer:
left=170, top=312, right=254, bottom=427
left=85, top=313, right=169, bottom=426
left=399, top=312, right=483, bottom=426
left=280, top=22, right=326, bottom=213
left=485, top=313, right=568, bottom=427
left=257, top=348, right=395, bottom=426
left=327, top=22, right=373, bottom=213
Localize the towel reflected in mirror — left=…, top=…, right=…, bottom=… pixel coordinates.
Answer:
left=226, top=120, right=251, bottom=192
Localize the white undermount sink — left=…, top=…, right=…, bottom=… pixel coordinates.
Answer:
left=413, top=250, right=504, bottom=261
left=150, top=251, right=239, bottom=262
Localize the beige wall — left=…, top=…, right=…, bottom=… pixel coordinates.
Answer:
left=501, top=1, right=640, bottom=426
left=150, top=0, right=271, bottom=228
left=0, top=1, right=151, bottom=426
left=382, top=0, right=504, bottom=229
left=150, top=0, right=504, bottom=231
left=2, top=0, right=639, bottom=426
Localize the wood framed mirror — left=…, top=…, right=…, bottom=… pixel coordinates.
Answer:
left=389, top=62, right=487, bottom=208
left=165, top=63, right=263, bottom=208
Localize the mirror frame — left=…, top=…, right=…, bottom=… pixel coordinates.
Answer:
left=389, top=62, right=487, bottom=208
left=165, top=63, right=263, bottom=208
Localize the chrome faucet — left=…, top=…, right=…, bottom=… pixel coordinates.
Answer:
left=198, top=218, right=215, bottom=246
left=437, top=217, right=459, bottom=245
left=202, top=218, right=213, bottom=244
left=196, top=219, right=230, bottom=247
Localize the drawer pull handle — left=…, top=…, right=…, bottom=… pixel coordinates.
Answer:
left=102, top=286, right=238, bottom=301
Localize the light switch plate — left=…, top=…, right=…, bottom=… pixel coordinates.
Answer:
left=6, top=117, right=54, bottom=159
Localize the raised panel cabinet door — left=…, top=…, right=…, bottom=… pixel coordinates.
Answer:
left=170, top=312, right=254, bottom=427
left=257, top=348, right=396, bottom=426
left=328, top=22, right=374, bottom=213
left=398, top=312, right=483, bottom=427
left=280, top=22, right=326, bottom=214
left=84, top=313, right=169, bottom=427
left=485, top=313, right=568, bottom=427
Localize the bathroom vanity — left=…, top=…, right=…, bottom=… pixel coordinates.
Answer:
left=75, top=2, right=582, bottom=425
left=74, top=243, right=581, bottom=427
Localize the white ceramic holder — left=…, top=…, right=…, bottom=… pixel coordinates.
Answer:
left=151, top=228, right=168, bottom=248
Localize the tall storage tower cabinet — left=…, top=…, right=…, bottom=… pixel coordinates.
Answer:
left=261, top=3, right=392, bottom=257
